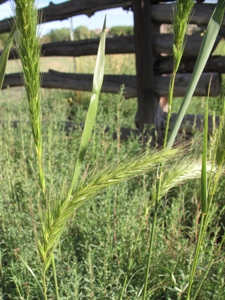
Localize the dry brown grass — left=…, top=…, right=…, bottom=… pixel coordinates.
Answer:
left=5, top=53, right=135, bottom=75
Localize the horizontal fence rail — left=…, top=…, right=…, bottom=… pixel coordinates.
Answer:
left=0, top=0, right=131, bottom=34
left=0, top=0, right=224, bottom=134
left=154, top=55, right=225, bottom=75
left=2, top=71, right=221, bottom=99
left=0, top=3, right=222, bottom=34
left=3, top=34, right=221, bottom=60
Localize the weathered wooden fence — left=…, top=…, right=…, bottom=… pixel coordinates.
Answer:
left=0, top=0, right=224, bottom=138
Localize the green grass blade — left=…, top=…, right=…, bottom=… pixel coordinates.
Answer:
left=215, top=91, right=225, bottom=167
left=0, top=25, right=15, bottom=89
left=18, top=254, right=45, bottom=298
left=167, top=0, right=225, bottom=149
left=192, top=257, right=214, bottom=300
left=67, top=17, right=106, bottom=196
left=201, top=90, right=209, bottom=214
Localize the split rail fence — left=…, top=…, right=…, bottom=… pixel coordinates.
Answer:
left=0, top=0, right=224, bottom=138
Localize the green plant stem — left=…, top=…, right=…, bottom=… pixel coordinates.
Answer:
left=51, top=254, right=60, bottom=300
left=186, top=76, right=225, bottom=298
left=186, top=89, right=208, bottom=299
left=42, top=271, right=47, bottom=300
left=120, top=201, right=152, bottom=299
left=142, top=167, right=162, bottom=300
left=190, top=162, right=224, bottom=300
left=143, top=2, right=194, bottom=298
left=192, top=256, right=214, bottom=300
left=163, top=72, right=176, bottom=147
left=186, top=164, right=223, bottom=299
left=37, top=146, right=46, bottom=197
left=164, top=0, right=194, bottom=147
left=186, top=214, right=205, bottom=300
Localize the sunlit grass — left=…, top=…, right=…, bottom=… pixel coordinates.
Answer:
left=1, top=1, right=225, bottom=299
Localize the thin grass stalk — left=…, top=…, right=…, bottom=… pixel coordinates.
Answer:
left=188, top=162, right=224, bottom=300
left=191, top=197, right=225, bottom=300
left=186, top=80, right=210, bottom=299
left=142, top=174, right=161, bottom=300
left=17, top=254, right=45, bottom=298
left=142, top=154, right=213, bottom=300
left=51, top=254, right=59, bottom=300
left=215, top=95, right=225, bottom=168
left=14, top=0, right=46, bottom=198
left=186, top=77, right=224, bottom=298
left=186, top=215, right=205, bottom=300
left=208, top=92, right=225, bottom=200
left=167, top=0, right=225, bottom=149
left=141, top=155, right=214, bottom=300
left=192, top=259, right=214, bottom=300
left=120, top=198, right=154, bottom=299
left=164, top=5, right=225, bottom=292
left=190, top=97, right=225, bottom=298
left=145, top=157, right=214, bottom=300
left=42, top=272, right=47, bottom=300
left=191, top=234, right=225, bottom=300
left=143, top=2, right=194, bottom=298
left=164, top=72, right=176, bottom=146
left=201, top=85, right=209, bottom=215
left=206, top=94, right=225, bottom=209
left=0, top=25, right=16, bottom=88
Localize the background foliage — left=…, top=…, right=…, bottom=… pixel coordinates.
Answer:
left=0, top=25, right=134, bottom=46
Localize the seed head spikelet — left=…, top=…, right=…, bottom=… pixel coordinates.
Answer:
left=164, top=0, right=194, bottom=147
left=39, top=147, right=182, bottom=271
left=153, top=158, right=214, bottom=202
left=14, top=0, right=45, bottom=195
left=172, top=0, right=194, bottom=72
left=36, top=146, right=218, bottom=272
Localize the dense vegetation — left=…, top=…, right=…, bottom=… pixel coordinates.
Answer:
left=1, top=57, right=225, bottom=300
left=1, top=0, right=225, bottom=299
left=1, top=84, right=225, bottom=300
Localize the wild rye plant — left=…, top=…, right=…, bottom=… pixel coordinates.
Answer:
left=9, top=1, right=191, bottom=298
left=0, top=0, right=225, bottom=299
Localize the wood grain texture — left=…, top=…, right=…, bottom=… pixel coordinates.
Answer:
left=4, top=33, right=217, bottom=59
left=2, top=71, right=221, bottom=98
left=0, top=3, right=218, bottom=34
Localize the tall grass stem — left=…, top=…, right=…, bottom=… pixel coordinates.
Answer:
left=164, top=0, right=194, bottom=147
left=143, top=2, right=194, bottom=298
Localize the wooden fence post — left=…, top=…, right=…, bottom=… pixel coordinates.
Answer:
left=133, top=0, right=162, bottom=143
